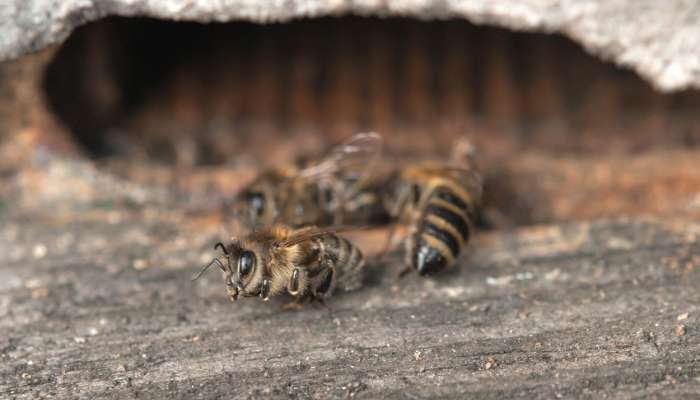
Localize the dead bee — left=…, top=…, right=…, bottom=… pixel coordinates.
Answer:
left=383, top=143, right=482, bottom=275
left=192, top=225, right=365, bottom=306
left=336, top=175, right=392, bottom=226
left=230, top=132, right=387, bottom=228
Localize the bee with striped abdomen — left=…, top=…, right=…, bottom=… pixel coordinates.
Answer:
left=230, top=133, right=388, bottom=229
left=192, top=225, right=365, bottom=307
left=383, top=144, right=482, bottom=275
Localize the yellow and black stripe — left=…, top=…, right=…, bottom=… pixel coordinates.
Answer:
left=307, top=234, right=365, bottom=296
left=412, top=185, right=475, bottom=275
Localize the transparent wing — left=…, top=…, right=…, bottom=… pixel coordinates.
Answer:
left=443, top=165, right=483, bottom=197
left=294, top=132, right=384, bottom=221
left=275, top=225, right=366, bottom=248
left=447, top=137, right=483, bottom=199
left=298, top=132, right=383, bottom=182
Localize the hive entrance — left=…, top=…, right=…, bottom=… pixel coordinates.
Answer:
left=43, top=16, right=700, bottom=226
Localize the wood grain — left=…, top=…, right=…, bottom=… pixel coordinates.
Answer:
left=1, top=211, right=699, bottom=399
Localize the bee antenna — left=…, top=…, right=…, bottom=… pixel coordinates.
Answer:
left=191, top=258, right=225, bottom=281
left=214, top=242, right=228, bottom=255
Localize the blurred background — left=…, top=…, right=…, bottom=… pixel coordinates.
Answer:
left=2, top=16, right=700, bottom=229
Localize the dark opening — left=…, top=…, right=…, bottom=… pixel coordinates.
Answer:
left=44, top=16, right=700, bottom=165
left=41, top=16, right=700, bottom=227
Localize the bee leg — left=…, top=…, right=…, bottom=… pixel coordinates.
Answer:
left=307, top=284, right=332, bottom=311
left=287, top=267, right=302, bottom=296
left=259, top=278, right=271, bottom=302
left=397, top=265, right=412, bottom=278
left=377, top=221, right=400, bottom=263
left=312, top=266, right=335, bottom=299
left=398, top=219, right=419, bottom=278
left=312, top=295, right=332, bottom=312
left=281, top=294, right=309, bottom=311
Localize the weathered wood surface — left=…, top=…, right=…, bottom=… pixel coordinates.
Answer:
left=1, top=211, right=699, bottom=399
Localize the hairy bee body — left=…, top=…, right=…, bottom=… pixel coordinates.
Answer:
left=230, top=133, right=387, bottom=229
left=195, top=225, right=365, bottom=305
left=297, top=229, right=366, bottom=294
left=386, top=162, right=481, bottom=275
left=234, top=167, right=332, bottom=228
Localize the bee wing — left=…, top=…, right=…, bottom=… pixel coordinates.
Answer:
left=439, top=164, right=484, bottom=200
left=275, top=225, right=365, bottom=248
left=298, top=132, right=383, bottom=183
left=460, top=169, right=484, bottom=200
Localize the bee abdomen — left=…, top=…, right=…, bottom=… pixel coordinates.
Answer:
left=412, top=185, right=474, bottom=275
left=327, top=235, right=365, bottom=292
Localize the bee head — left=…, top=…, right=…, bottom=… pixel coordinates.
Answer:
left=233, top=190, right=269, bottom=227
left=191, top=240, right=258, bottom=301
left=215, top=240, right=264, bottom=301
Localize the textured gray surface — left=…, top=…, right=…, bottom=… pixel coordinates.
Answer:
left=1, top=210, right=699, bottom=398
left=1, top=0, right=700, bottom=91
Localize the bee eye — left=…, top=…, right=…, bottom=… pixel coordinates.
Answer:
left=247, top=193, right=265, bottom=217
left=238, top=251, right=256, bottom=278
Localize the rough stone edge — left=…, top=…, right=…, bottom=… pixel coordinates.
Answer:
left=1, top=0, right=699, bottom=92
